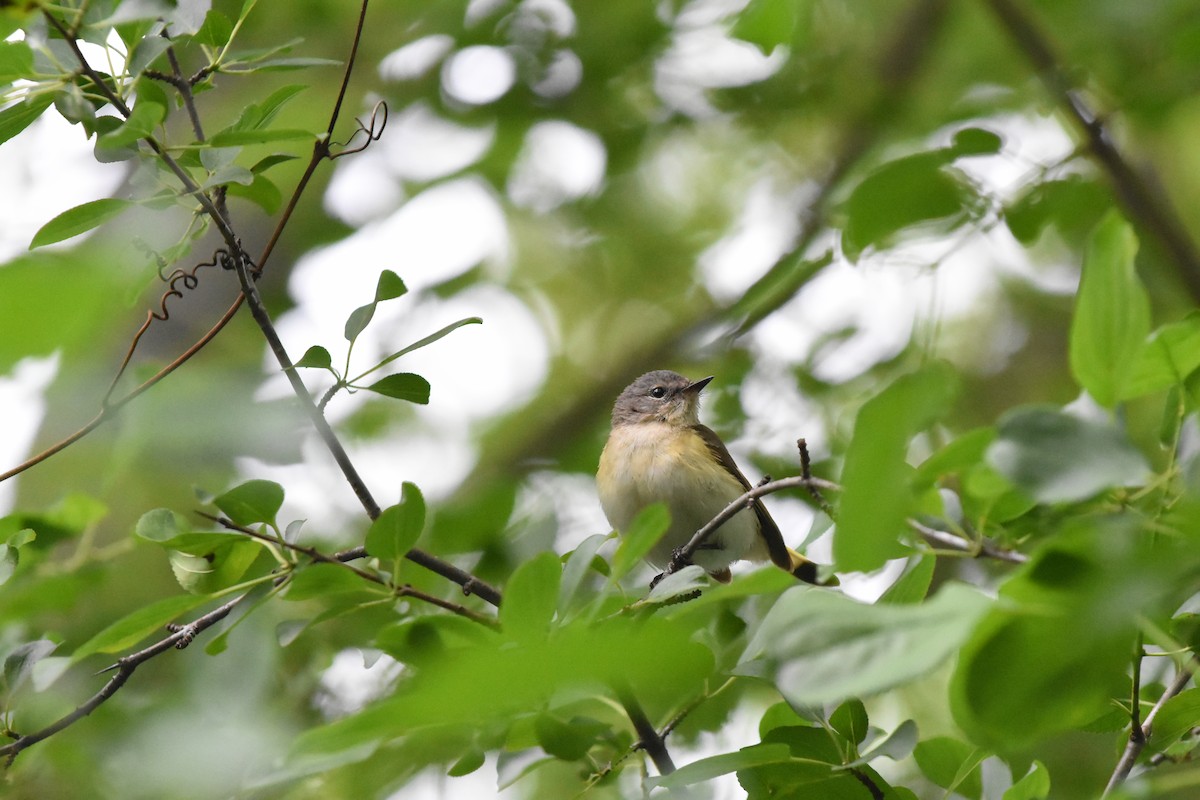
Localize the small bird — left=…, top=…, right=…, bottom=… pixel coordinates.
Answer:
left=597, top=370, right=826, bottom=584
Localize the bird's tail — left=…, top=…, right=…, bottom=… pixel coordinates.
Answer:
left=786, top=547, right=838, bottom=586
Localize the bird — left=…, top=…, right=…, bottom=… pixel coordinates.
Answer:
left=596, top=370, right=827, bottom=584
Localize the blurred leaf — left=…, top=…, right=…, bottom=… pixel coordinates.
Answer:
left=841, top=149, right=982, bottom=260
left=557, top=533, right=610, bottom=613
left=72, top=593, right=210, bottom=661
left=0, top=94, right=53, bottom=146
left=949, top=519, right=1188, bottom=750
left=1005, top=175, right=1111, bottom=246
left=1151, top=688, right=1200, bottom=751
left=644, top=564, right=706, bottom=604
left=835, top=362, right=959, bottom=572
left=3, top=639, right=57, bottom=696
left=363, top=373, right=431, bottom=405
left=534, top=712, right=602, bottom=761
left=208, top=127, right=315, bottom=146
left=29, top=198, right=132, bottom=249
left=1069, top=213, right=1150, bottom=406
left=950, top=127, right=1004, bottom=156
left=500, top=551, right=561, bottom=642
left=447, top=747, right=485, bottom=777
left=609, top=502, right=669, bottom=582
left=740, top=582, right=990, bottom=706
left=214, top=479, right=285, bottom=527
left=650, top=743, right=793, bottom=788
left=1123, top=314, right=1200, bottom=400
left=732, top=0, right=797, bottom=53
left=168, top=538, right=261, bottom=594
left=847, top=719, right=917, bottom=767
left=290, top=616, right=712, bottom=760
left=913, top=427, right=995, bottom=490
left=285, top=563, right=374, bottom=601
left=986, top=406, right=1150, bottom=503
left=0, top=40, right=34, bottom=82
left=878, top=555, right=935, bottom=605
left=1004, top=761, right=1051, bottom=800
left=913, top=736, right=984, bottom=800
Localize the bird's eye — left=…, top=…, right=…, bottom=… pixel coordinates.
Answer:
left=649, top=386, right=667, bottom=399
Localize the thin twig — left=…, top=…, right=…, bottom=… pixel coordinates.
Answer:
left=225, top=241, right=503, bottom=607
left=0, top=594, right=245, bottom=764
left=1103, top=656, right=1199, bottom=796
left=906, top=519, right=1028, bottom=564
left=664, top=474, right=841, bottom=578
left=985, top=0, right=1200, bottom=303
left=200, top=512, right=498, bottom=625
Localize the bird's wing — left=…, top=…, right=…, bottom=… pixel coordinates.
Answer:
left=691, top=424, right=792, bottom=571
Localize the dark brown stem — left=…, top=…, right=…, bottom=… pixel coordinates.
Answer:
left=615, top=684, right=675, bottom=776
left=0, top=595, right=244, bottom=763
left=985, top=0, right=1200, bottom=303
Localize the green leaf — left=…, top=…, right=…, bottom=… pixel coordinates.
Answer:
left=835, top=362, right=959, bottom=572
left=878, top=555, right=935, bottom=605
left=950, top=127, right=1004, bottom=156
left=557, top=533, right=609, bottom=613
left=741, top=582, right=990, bottom=706
left=168, top=539, right=261, bottom=594
left=1005, top=175, right=1111, bottom=246
left=193, top=9, right=234, bottom=47
left=0, top=94, right=53, bottom=146
left=365, top=483, right=425, bottom=563
left=344, top=270, right=408, bottom=341
left=830, top=699, right=868, bottom=746
left=650, top=743, right=792, bottom=788
left=500, top=551, right=562, bottom=642
left=1069, top=212, right=1150, bottom=406
left=447, top=747, right=485, bottom=777
left=1122, top=314, right=1200, bottom=400
left=29, top=198, right=132, bottom=249
left=284, top=563, right=370, bottom=601
left=214, top=479, right=285, bottom=527
left=841, top=150, right=980, bottom=261
left=363, top=373, right=430, bottom=405
left=296, top=345, right=333, bottom=370
left=72, top=593, right=211, bottom=661
left=97, top=99, right=165, bottom=149
left=534, top=713, right=603, bottom=761
left=0, top=40, right=34, bottom=83
left=986, top=406, right=1150, bottom=503
left=364, top=317, right=483, bottom=377
left=1150, top=687, right=1200, bottom=751
left=644, top=564, right=706, bottom=604
left=1004, top=761, right=1050, bottom=800
left=913, top=736, right=984, bottom=800
left=609, top=503, right=669, bottom=582
left=846, top=719, right=917, bottom=767
left=949, top=518, right=1181, bottom=751
left=134, top=508, right=189, bottom=545
left=732, top=0, right=797, bottom=53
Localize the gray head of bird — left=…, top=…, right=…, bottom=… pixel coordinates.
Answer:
left=611, top=370, right=713, bottom=427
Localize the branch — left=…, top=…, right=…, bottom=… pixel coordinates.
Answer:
left=200, top=512, right=498, bottom=626
left=0, top=594, right=245, bottom=764
left=1103, top=656, right=1198, bottom=796
left=225, top=240, right=503, bottom=608
left=662, top=471, right=1026, bottom=579
left=615, top=684, right=675, bottom=776
left=2, top=0, right=378, bottom=487
left=985, top=0, right=1200, bottom=303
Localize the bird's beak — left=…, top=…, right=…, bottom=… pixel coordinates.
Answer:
left=685, top=376, right=714, bottom=395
